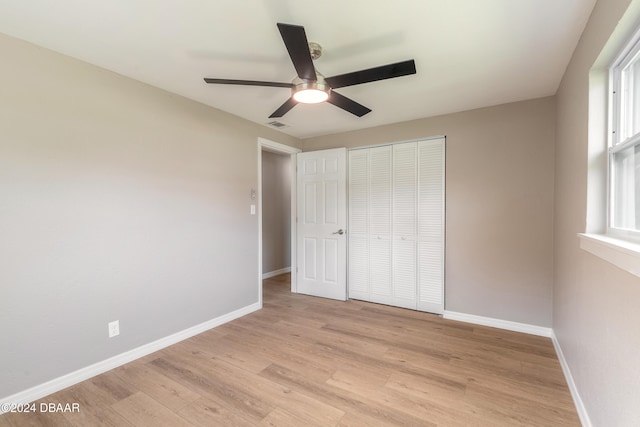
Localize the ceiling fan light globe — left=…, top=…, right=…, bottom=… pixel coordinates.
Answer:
left=291, top=75, right=330, bottom=104
left=293, top=89, right=329, bottom=104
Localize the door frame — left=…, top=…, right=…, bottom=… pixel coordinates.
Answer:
left=257, top=137, right=301, bottom=306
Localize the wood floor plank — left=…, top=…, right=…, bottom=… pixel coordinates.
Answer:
left=463, top=370, right=576, bottom=411
left=1, top=410, right=73, bottom=427
left=259, top=363, right=435, bottom=426
left=321, top=321, right=453, bottom=363
left=80, top=371, right=138, bottom=406
left=369, top=384, right=486, bottom=427
left=176, top=396, right=257, bottom=427
left=277, top=318, right=391, bottom=354
left=337, top=410, right=425, bottom=427
left=112, top=363, right=201, bottom=412
left=0, top=273, right=579, bottom=426
left=464, top=382, right=580, bottom=426
left=181, top=330, right=273, bottom=374
left=177, top=355, right=346, bottom=426
left=111, top=392, right=193, bottom=426
left=17, top=368, right=141, bottom=427
left=260, top=408, right=307, bottom=426
left=148, top=355, right=273, bottom=422
left=213, top=325, right=337, bottom=382
left=260, top=407, right=337, bottom=427
left=327, top=368, right=391, bottom=394
left=56, top=384, right=134, bottom=427
left=520, top=359, right=566, bottom=383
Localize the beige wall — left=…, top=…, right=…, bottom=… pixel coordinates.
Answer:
left=554, top=0, right=640, bottom=424
left=305, top=97, right=556, bottom=327
left=261, top=151, right=291, bottom=274
left=0, top=33, right=300, bottom=398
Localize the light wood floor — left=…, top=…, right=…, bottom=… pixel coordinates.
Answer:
left=1, top=274, right=579, bottom=426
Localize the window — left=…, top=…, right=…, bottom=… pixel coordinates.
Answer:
left=610, top=36, right=640, bottom=241
left=579, top=12, right=640, bottom=278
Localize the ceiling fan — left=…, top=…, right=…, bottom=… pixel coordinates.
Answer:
left=204, top=23, right=416, bottom=118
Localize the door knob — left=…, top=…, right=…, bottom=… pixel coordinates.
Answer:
left=332, top=229, right=345, bottom=235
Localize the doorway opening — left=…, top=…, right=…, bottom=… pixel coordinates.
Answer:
left=257, top=138, right=300, bottom=307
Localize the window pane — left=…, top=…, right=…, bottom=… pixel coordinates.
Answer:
left=620, top=56, right=640, bottom=142
left=612, top=143, right=640, bottom=230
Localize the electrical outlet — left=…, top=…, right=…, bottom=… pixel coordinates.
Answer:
left=108, top=320, right=119, bottom=338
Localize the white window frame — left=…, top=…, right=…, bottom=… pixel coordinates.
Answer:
left=579, top=6, right=640, bottom=279
left=608, top=31, right=640, bottom=244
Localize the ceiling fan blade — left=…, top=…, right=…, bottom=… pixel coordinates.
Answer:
left=204, top=78, right=293, bottom=88
left=327, top=91, right=371, bottom=117
left=269, top=97, right=298, bottom=118
left=325, top=59, right=416, bottom=89
left=277, top=23, right=316, bottom=81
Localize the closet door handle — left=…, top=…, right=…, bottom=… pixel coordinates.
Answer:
left=332, top=229, right=345, bottom=235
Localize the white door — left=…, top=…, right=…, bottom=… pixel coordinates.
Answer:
left=347, top=149, right=370, bottom=301
left=392, top=142, right=418, bottom=309
left=417, top=138, right=445, bottom=313
left=346, top=137, right=445, bottom=314
left=296, top=148, right=347, bottom=300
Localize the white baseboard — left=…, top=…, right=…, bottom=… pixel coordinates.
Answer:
left=551, top=331, right=592, bottom=427
left=262, top=267, right=291, bottom=279
left=443, top=310, right=552, bottom=337
left=0, top=302, right=261, bottom=413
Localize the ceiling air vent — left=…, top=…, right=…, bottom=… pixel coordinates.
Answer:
left=267, top=120, right=288, bottom=128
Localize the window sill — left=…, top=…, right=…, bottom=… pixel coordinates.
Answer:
left=578, top=233, right=640, bottom=278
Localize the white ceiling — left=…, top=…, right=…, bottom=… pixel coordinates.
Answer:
left=0, top=0, right=595, bottom=139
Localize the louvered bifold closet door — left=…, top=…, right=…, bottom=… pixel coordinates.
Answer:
left=417, top=138, right=445, bottom=314
left=348, top=138, right=444, bottom=313
left=348, top=150, right=370, bottom=301
left=368, top=146, right=393, bottom=305
left=392, top=142, right=418, bottom=309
